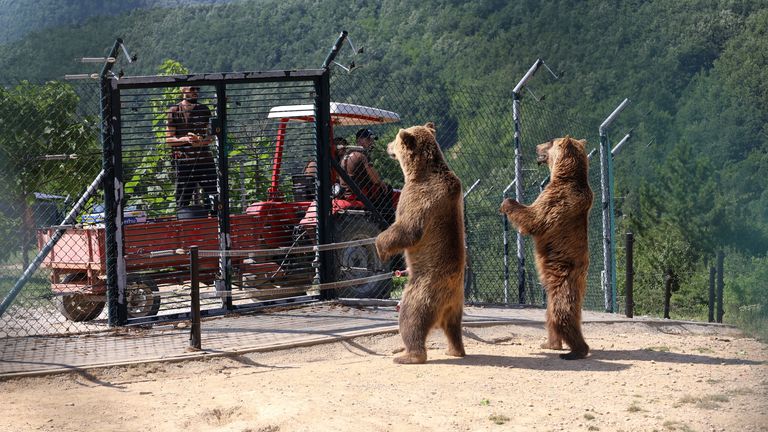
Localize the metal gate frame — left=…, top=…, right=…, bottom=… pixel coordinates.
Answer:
left=102, top=69, right=333, bottom=326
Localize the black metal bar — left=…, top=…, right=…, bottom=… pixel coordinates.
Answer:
left=315, top=71, right=334, bottom=300
left=663, top=268, right=672, bottom=319
left=214, top=83, right=233, bottom=310
left=329, top=157, right=388, bottom=228
left=115, top=70, right=325, bottom=90
left=102, top=39, right=126, bottom=326
left=322, top=31, right=348, bottom=70
left=625, top=231, right=634, bottom=318
left=189, top=246, right=202, bottom=350
left=716, top=251, right=724, bottom=323
left=708, top=266, right=716, bottom=323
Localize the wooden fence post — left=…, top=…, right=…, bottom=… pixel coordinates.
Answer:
left=625, top=232, right=634, bottom=318
left=708, top=266, right=716, bottom=323
left=716, top=251, right=724, bottom=323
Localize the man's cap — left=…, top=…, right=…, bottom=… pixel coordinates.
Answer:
left=181, top=85, right=200, bottom=91
left=356, top=128, right=377, bottom=140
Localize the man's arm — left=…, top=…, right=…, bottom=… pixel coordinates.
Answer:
left=166, top=108, right=191, bottom=147
left=193, top=105, right=213, bottom=147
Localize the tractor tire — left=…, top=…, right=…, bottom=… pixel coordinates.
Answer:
left=57, top=273, right=106, bottom=322
left=126, top=276, right=161, bottom=318
left=332, top=217, right=392, bottom=299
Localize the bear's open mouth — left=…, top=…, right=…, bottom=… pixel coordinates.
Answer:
left=536, top=153, right=548, bottom=165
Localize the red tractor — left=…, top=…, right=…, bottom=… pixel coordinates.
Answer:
left=38, top=102, right=401, bottom=321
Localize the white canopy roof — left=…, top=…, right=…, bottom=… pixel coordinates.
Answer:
left=267, top=102, right=400, bottom=126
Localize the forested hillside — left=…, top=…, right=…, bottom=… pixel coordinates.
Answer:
left=0, top=0, right=237, bottom=44
left=0, top=0, right=765, bottom=334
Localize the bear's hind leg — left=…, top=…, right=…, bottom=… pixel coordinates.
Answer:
left=442, top=304, right=465, bottom=358
left=394, top=299, right=435, bottom=364
left=540, top=300, right=563, bottom=350
left=551, top=297, right=589, bottom=360
left=559, top=324, right=589, bottom=360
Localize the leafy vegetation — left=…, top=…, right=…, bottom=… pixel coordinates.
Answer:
left=0, top=81, right=100, bottom=265
left=0, top=0, right=764, bottom=329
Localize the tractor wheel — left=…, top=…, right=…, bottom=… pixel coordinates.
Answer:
left=57, top=273, right=106, bottom=322
left=332, top=217, right=392, bottom=299
left=126, top=276, right=161, bottom=318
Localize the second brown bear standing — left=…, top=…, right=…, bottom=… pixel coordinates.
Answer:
left=375, top=122, right=466, bottom=364
left=501, top=136, right=593, bottom=360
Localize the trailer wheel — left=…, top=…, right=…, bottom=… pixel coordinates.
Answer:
left=332, top=217, right=392, bottom=299
left=126, top=276, right=161, bottom=318
left=57, top=273, right=106, bottom=322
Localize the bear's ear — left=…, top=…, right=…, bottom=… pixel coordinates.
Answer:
left=576, top=139, right=587, bottom=149
left=424, top=122, right=436, bottom=133
left=398, top=128, right=417, bottom=149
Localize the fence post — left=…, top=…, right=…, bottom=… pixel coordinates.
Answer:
left=625, top=231, right=634, bottom=318
left=708, top=266, right=716, bottom=323
left=213, top=82, right=232, bottom=310
left=101, top=39, right=128, bottom=326
left=463, top=179, right=480, bottom=301
left=315, top=69, right=334, bottom=300
left=189, top=246, right=202, bottom=350
left=599, top=98, right=630, bottom=313
left=502, top=180, right=515, bottom=304
left=663, top=268, right=672, bottom=319
left=716, top=251, right=724, bottom=323
left=511, top=60, right=544, bottom=304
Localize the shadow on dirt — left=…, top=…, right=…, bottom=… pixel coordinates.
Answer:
left=429, top=349, right=763, bottom=371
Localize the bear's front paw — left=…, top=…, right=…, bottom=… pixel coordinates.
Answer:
left=500, top=198, right=519, bottom=214
left=375, top=237, right=391, bottom=262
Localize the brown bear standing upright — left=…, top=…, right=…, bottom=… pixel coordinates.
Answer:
left=375, top=122, right=465, bottom=364
left=501, top=136, right=593, bottom=360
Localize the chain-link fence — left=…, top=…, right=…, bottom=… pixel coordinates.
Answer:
left=329, top=73, right=608, bottom=308
left=1, top=67, right=619, bottom=338
left=0, top=80, right=103, bottom=337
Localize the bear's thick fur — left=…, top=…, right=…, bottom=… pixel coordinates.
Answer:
left=501, top=136, right=593, bottom=360
left=375, top=122, right=465, bottom=364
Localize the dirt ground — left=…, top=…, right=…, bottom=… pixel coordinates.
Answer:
left=1, top=321, right=766, bottom=432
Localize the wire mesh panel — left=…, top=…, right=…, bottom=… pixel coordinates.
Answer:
left=330, top=73, right=607, bottom=308
left=329, top=74, right=515, bottom=302
left=0, top=80, right=104, bottom=337
left=225, top=81, right=320, bottom=303
left=117, top=84, right=220, bottom=322
left=517, top=100, right=604, bottom=310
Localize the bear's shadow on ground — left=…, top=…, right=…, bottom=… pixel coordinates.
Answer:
left=429, top=349, right=763, bottom=371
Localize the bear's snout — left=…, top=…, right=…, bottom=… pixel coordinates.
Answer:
left=386, top=142, right=397, bottom=160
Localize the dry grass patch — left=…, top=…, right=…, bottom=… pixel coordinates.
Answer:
left=663, top=420, right=695, bottom=431
left=674, top=393, right=729, bottom=409
left=488, top=414, right=510, bottom=425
